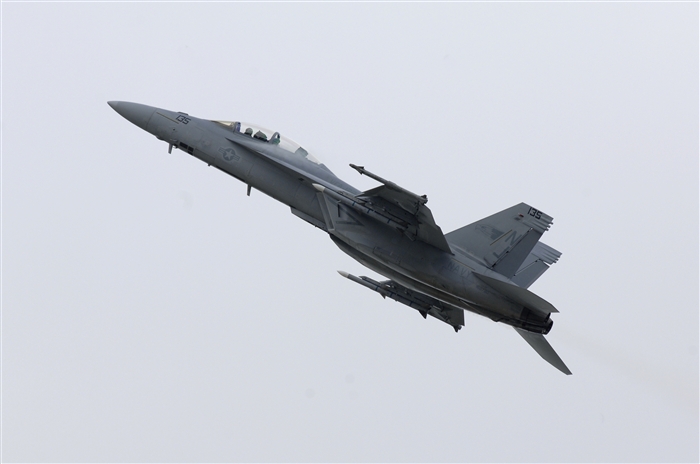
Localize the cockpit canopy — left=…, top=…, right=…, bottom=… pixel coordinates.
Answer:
left=213, top=120, right=322, bottom=165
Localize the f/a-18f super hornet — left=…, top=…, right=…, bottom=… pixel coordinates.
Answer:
left=108, top=101, right=571, bottom=375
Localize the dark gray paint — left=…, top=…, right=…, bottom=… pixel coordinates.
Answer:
left=108, top=101, right=570, bottom=375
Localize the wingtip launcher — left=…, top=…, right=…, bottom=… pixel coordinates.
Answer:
left=349, top=164, right=428, bottom=205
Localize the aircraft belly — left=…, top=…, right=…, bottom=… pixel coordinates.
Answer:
left=328, top=221, right=526, bottom=323
left=329, top=227, right=483, bottom=314
left=461, top=271, right=523, bottom=319
left=331, top=236, right=503, bottom=322
left=256, top=164, right=525, bottom=322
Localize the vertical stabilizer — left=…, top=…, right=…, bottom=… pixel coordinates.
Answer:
left=446, top=203, right=554, bottom=279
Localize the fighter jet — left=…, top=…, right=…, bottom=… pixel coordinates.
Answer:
left=108, top=101, right=571, bottom=375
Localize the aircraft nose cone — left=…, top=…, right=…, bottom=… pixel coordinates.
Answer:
left=108, top=101, right=156, bottom=131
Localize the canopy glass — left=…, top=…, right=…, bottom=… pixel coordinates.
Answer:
left=213, top=120, right=322, bottom=165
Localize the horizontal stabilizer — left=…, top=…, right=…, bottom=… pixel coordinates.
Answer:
left=514, top=328, right=572, bottom=375
left=473, top=273, right=558, bottom=316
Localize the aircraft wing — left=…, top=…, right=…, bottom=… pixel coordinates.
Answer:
left=351, top=164, right=452, bottom=253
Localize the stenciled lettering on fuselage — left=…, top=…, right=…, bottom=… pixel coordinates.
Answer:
left=445, top=258, right=472, bottom=277
left=218, top=147, right=240, bottom=163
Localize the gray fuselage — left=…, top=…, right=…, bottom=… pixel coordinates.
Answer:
left=111, top=102, right=551, bottom=334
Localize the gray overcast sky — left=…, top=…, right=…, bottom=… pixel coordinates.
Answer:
left=3, top=2, right=698, bottom=462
